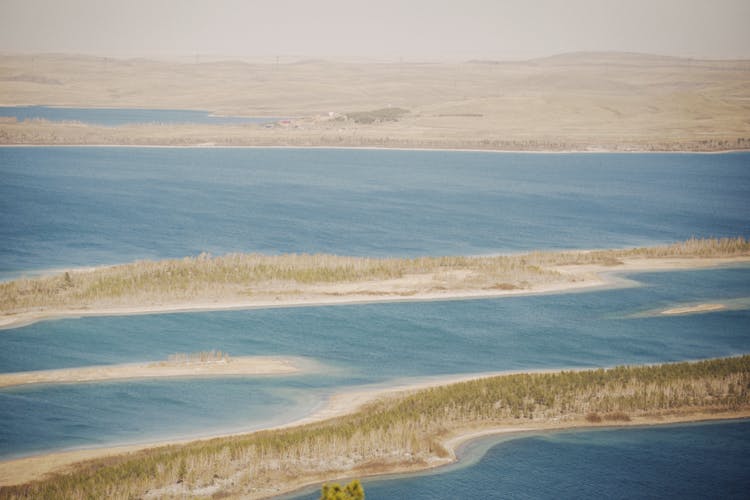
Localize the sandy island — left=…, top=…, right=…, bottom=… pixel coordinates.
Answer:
left=2, top=255, right=748, bottom=331
left=0, top=355, right=303, bottom=389
left=0, top=277, right=604, bottom=330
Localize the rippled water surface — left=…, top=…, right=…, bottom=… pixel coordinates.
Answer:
left=1, top=148, right=748, bottom=276
left=0, top=149, right=748, bottom=494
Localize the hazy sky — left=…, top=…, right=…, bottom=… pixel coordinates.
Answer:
left=1, top=0, right=749, bottom=61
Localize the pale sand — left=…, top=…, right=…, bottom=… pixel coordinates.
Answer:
left=0, top=356, right=302, bottom=389
left=661, top=303, right=727, bottom=315
left=2, top=255, right=748, bottom=331
left=0, top=277, right=604, bottom=330
left=277, top=370, right=562, bottom=428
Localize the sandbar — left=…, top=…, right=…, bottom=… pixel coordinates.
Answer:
left=2, top=255, right=748, bottom=331
left=0, top=355, right=302, bottom=389
left=0, top=277, right=605, bottom=330
left=661, top=303, right=727, bottom=315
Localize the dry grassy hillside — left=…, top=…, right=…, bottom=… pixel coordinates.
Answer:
left=1, top=52, right=749, bottom=150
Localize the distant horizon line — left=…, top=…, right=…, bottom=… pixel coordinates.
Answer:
left=2, top=49, right=749, bottom=65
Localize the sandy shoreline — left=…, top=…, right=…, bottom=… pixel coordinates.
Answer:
left=2, top=255, right=748, bottom=331
left=1, top=363, right=748, bottom=489
left=0, top=277, right=608, bottom=330
left=270, top=410, right=750, bottom=500
left=0, top=369, right=535, bottom=485
left=0, top=355, right=302, bottom=389
left=281, top=411, right=750, bottom=500
left=0, top=370, right=518, bottom=486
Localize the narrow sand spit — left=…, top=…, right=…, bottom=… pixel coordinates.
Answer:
left=0, top=356, right=301, bottom=389
left=2, top=256, right=748, bottom=331
left=0, top=276, right=606, bottom=330
left=661, top=303, right=727, bottom=315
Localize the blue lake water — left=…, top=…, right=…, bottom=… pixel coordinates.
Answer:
left=0, top=148, right=748, bottom=493
left=0, top=148, right=748, bottom=278
left=0, top=106, right=279, bottom=127
left=290, top=420, right=750, bottom=500
left=1, top=266, right=748, bottom=458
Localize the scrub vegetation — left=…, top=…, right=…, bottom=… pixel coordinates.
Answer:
left=344, top=107, right=409, bottom=124
left=1, top=237, right=748, bottom=314
left=2, top=356, right=748, bottom=499
left=163, top=351, right=231, bottom=365
left=320, top=480, right=364, bottom=500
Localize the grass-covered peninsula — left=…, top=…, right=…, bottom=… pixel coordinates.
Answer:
left=1, top=237, right=748, bottom=329
left=1, top=355, right=748, bottom=499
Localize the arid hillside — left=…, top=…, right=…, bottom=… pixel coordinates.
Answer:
left=1, top=52, right=749, bottom=150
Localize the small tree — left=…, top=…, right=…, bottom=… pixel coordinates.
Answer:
left=320, top=479, right=365, bottom=500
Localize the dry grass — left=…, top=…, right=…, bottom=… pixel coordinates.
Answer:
left=1, top=238, right=747, bottom=314
left=164, top=351, right=230, bottom=365
left=527, top=236, right=750, bottom=265
left=1, top=52, right=749, bottom=150
left=1, top=356, right=748, bottom=499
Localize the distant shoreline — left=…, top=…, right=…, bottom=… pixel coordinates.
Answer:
left=1, top=143, right=748, bottom=154
left=4, top=52, right=748, bottom=156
